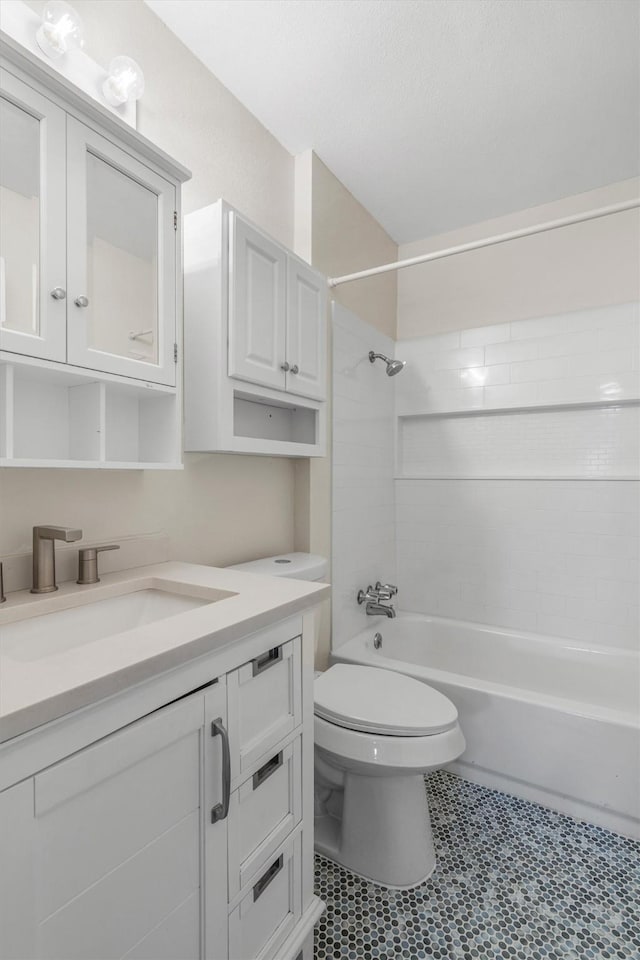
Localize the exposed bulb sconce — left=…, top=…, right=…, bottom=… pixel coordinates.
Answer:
left=36, top=0, right=84, bottom=59
left=102, top=56, right=145, bottom=106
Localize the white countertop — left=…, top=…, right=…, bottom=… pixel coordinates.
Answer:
left=0, top=561, right=330, bottom=744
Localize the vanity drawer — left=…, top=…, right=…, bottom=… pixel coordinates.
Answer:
left=228, top=636, right=301, bottom=778
left=228, top=829, right=302, bottom=960
left=228, top=735, right=302, bottom=900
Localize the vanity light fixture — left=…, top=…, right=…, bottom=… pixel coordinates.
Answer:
left=36, top=0, right=84, bottom=59
left=102, top=56, right=145, bottom=106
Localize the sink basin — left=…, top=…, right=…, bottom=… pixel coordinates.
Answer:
left=1, top=587, right=220, bottom=663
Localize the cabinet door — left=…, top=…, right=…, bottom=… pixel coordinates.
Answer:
left=228, top=212, right=287, bottom=392
left=286, top=257, right=327, bottom=401
left=66, top=117, right=177, bottom=385
left=0, top=70, right=66, bottom=362
left=32, top=695, right=206, bottom=960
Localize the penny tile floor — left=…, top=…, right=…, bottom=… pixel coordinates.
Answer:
left=313, top=772, right=640, bottom=959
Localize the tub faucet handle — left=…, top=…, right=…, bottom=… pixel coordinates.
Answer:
left=375, top=581, right=398, bottom=599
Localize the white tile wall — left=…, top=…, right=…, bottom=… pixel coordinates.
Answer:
left=331, top=304, right=397, bottom=648
left=394, top=302, right=640, bottom=650
left=396, top=302, right=640, bottom=415
left=395, top=479, right=639, bottom=649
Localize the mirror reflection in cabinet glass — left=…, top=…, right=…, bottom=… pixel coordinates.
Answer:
left=0, top=97, right=40, bottom=336
left=86, top=153, right=158, bottom=365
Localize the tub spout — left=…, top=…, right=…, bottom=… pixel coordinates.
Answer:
left=365, top=601, right=396, bottom=618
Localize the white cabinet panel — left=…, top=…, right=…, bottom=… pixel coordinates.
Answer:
left=228, top=212, right=287, bottom=392
left=0, top=779, right=37, bottom=960
left=228, top=637, right=302, bottom=777
left=0, top=69, right=66, bottom=362
left=38, top=813, right=200, bottom=960
left=228, top=829, right=302, bottom=960
left=228, top=735, right=302, bottom=899
left=66, top=117, right=176, bottom=385
left=286, top=257, right=327, bottom=401
left=123, top=893, right=200, bottom=960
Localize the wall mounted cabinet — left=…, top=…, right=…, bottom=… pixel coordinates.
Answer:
left=0, top=35, right=190, bottom=468
left=185, top=200, right=327, bottom=457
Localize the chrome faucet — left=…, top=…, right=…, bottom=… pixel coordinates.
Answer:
left=357, top=583, right=397, bottom=618
left=31, top=525, right=83, bottom=594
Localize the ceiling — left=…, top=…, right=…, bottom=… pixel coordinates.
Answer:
left=145, top=0, right=640, bottom=244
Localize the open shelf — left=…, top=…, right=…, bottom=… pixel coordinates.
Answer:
left=0, top=358, right=182, bottom=469
left=233, top=392, right=318, bottom=446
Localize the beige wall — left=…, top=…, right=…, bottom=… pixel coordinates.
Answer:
left=293, top=152, right=398, bottom=667
left=397, top=178, right=640, bottom=339
left=310, top=154, right=397, bottom=340
left=2, top=0, right=296, bottom=565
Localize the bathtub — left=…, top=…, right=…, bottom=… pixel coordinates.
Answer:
left=332, top=613, right=640, bottom=839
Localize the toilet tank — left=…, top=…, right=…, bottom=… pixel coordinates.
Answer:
left=227, top=552, right=328, bottom=582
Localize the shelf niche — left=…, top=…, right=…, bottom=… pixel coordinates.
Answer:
left=233, top=392, right=318, bottom=446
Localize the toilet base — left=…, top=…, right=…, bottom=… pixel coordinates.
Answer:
left=314, top=771, right=436, bottom=889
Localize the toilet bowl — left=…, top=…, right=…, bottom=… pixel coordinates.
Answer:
left=314, top=663, right=465, bottom=888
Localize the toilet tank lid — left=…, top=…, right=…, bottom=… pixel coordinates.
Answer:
left=227, top=552, right=328, bottom=581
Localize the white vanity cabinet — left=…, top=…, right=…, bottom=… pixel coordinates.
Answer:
left=0, top=612, right=322, bottom=960
left=0, top=39, right=190, bottom=468
left=184, top=201, right=327, bottom=457
left=0, top=685, right=227, bottom=960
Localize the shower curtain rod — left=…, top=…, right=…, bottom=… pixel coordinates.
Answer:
left=327, top=198, right=640, bottom=288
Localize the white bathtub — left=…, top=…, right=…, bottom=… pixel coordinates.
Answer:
left=332, top=613, right=640, bottom=839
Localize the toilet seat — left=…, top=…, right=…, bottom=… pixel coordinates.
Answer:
left=314, top=714, right=466, bottom=775
left=314, top=663, right=458, bottom=737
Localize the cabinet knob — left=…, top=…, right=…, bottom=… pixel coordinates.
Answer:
left=50, top=287, right=66, bottom=300
left=290, top=364, right=299, bottom=375
left=74, top=295, right=89, bottom=308
left=280, top=361, right=290, bottom=372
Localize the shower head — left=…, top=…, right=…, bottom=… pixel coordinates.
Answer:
left=368, top=351, right=406, bottom=377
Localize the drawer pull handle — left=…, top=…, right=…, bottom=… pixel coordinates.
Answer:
left=252, top=646, right=282, bottom=676
left=211, top=717, right=231, bottom=823
left=253, top=854, right=283, bottom=902
left=253, top=751, right=283, bottom=790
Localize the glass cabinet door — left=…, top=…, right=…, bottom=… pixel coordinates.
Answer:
left=66, top=117, right=176, bottom=385
left=0, top=69, right=66, bottom=362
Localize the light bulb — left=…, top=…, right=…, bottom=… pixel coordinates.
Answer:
left=36, top=1, right=84, bottom=59
left=102, top=56, right=145, bottom=106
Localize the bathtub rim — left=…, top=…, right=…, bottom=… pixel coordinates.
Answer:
left=332, top=610, right=639, bottom=729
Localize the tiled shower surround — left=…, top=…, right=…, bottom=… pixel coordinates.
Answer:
left=332, top=301, right=640, bottom=649
left=314, top=772, right=640, bottom=960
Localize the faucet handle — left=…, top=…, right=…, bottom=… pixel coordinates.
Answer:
left=375, top=581, right=398, bottom=599
left=356, top=586, right=374, bottom=605
left=77, top=544, right=120, bottom=585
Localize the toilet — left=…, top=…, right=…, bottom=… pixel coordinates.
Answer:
left=314, top=663, right=465, bottom=888
left=227, top=553, right=465, bottom=889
